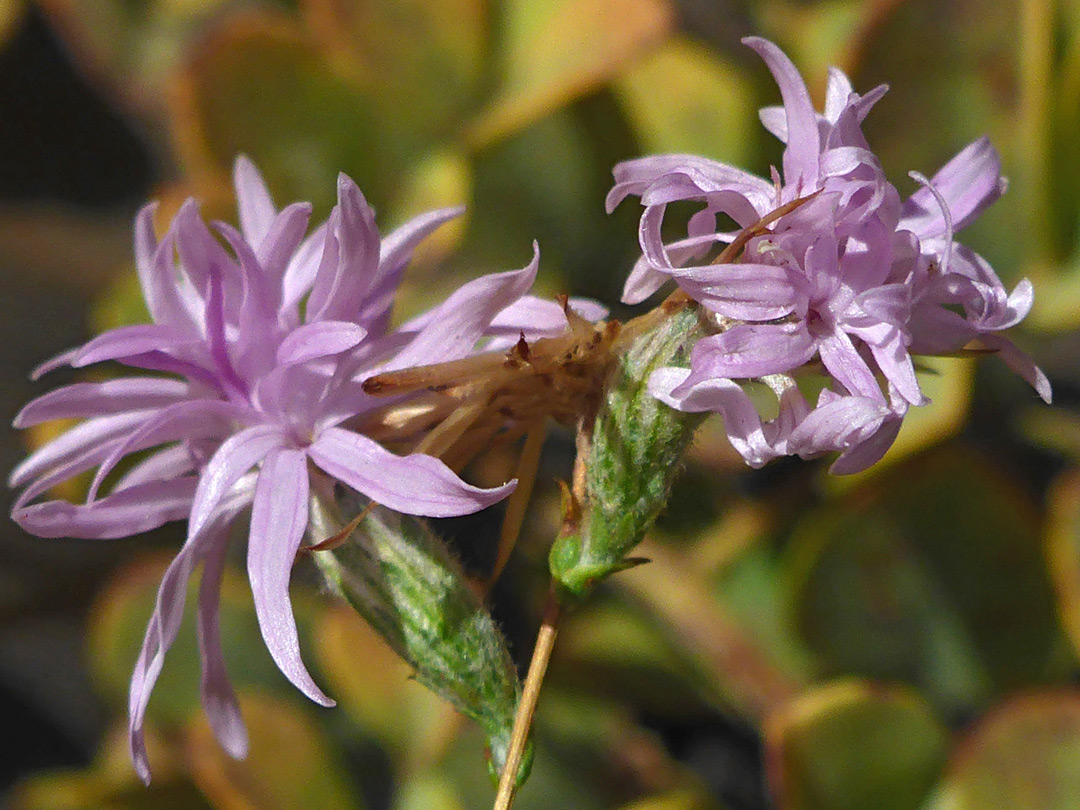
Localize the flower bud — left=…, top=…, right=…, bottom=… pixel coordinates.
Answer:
left=550, top=307, right=705, bottom=602
left=309, top=493, right=530, bottom=783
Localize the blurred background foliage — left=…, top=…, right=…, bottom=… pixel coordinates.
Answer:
left=1, top=0, right=1080, bottom=808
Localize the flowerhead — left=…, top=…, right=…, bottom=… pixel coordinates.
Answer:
left=8, top=157, right=572, bottom=781
left=610, top=37, right=1050, bottom=473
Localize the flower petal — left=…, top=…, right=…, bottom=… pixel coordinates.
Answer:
left=309, top=427, right=515, bottom=517
left=196, top=534, right=248, bottom=759
left=15, top=478, right=198, bottom=539
left=247, top=447, right=334, bottom=706
left=683, top=323, right=816, bottom=382
left=383, top=244, right=540, bottom=371
left=276, top=321, right=367, bottom=366
left=743, top=37, right=821, bottom=189
left=14, top=378, right=190, bottom=428
left=234, top=155, right=277, bottom=247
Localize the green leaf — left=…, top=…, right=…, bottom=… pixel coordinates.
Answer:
left=467, top=0, right=674, bottom=146
left=942, top=692, right=1080, bottom=809
left=613, top=37, right=755, bottom=165
left=1046, top=469, right=1080, bottom=662
left=787, top=448, right=1062, bottom=715
left=171, top=14, right=396, bottom=217
left=764, top=679, right=947, bottom=810
left=303, top=0, right=486, bottom=137
left=186, top=691, right=365, bottom=810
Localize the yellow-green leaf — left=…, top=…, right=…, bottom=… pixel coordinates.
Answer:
left=613, top=37, right=755, bottom=165
left=467, top=0, right=674, bottom=147
left=764, top=679, right=947, bottom=810
left=943, top=692, right=1080, bottom=810
left=186, top=691, right=364, bottom=810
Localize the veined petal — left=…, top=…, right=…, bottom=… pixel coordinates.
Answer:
left=383, top=244, right=539, bottom=371
left=129, top=490, right=247, bottom=783
left=196, top=537, right=248, bottom=759
left=14, top=378, right=191, bottom=428
left=824, top=66, right=854, bottom=121
left=234, top=155, right=277, bottom=247
left=15, top=478, right=198, bottom=539
left=73, top=325, right=203, bottom=368
left=135, top=210, right=201, bottom=332
left=743, top=37, right=821, bottom=189
left=188, top=424, right=288, bottom=541
left=900, top=137, right=1006, bottom=238
left=669, top=262, right=797, bottom=320
left=309, top=427, right=515, bottom=517
left=31, top=348, right=79, bottom=380
left=683, top=323, right=816, bottom=382
left=276, top=321, right=366, bottom=365
left=9, top=411, right=150, bottom=489
left=247, top=448, right=334, bottom=706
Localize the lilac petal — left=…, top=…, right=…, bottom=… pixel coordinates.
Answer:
left=608, top=154, right=774, bottom=213
left=129, top=492, right=247, bottom=783
left=758, top=105, right=788, bottom=142
left=129, top=536, right=202, bottom=785
left=651, top=368, right=775, bottom=467
left=134, top=209, right=201, bottom=332
left=175, top=200, right=240, bottom=299
left=817, top=328, right=884, bottom=402
left=282, top=221, right=328, bottom=312
left=197, top=533, right=248, bottom=759
left=14, top=378, right=190, bottom=428
left=15, top=478, right=198, bottom=539
left=256, top=202, right=313, bottom=292
left=682, top=323, right=816, bottom=383
left=901, top=137, right=1006, bottom=238
left=113, top=444, right=198, bottom=491
left=788, top=393, right=888, bottom=459
left=277, top=321, right=367, bottom=365
left=379, top=206, right=464, bottom=276
left=824, top=67, right=854, bottom=121
left=234, top=155, right=277, bottom=247
left=384, top=244, right=540, bottom=371
left=86, top=400, right=254, bottom=501
left=830, top=414, right=903, bottom=474
left=743, top=37, right=821, bottom=189
left=188, top=425, right=287, bottom=541
left=354, top=206, right=464, bottom=334
left=9, top=411, right=150, bottom=489
left=980, top=334, right=1052, bottom=404
left=248, top=448, right=334, bottom=706
left=670, top=262, right=797, bottom=320
left=73, top=325, right=203, bottom=368
left=309, top=427, right=515, bottom=517
left=308, top=175, right=381, bottom=322
left=488, top=295, right=606, bottom=336
left=865, top=329, right=925, bottom=406
left=31, top=348, right=79, bottom=380
left=623, top=257, right=670, bottom=304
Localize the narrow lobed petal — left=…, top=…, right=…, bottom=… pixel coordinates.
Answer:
left=247, top=448, right=334, bottom=706
left=309, top=427, right=516, bottom=517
